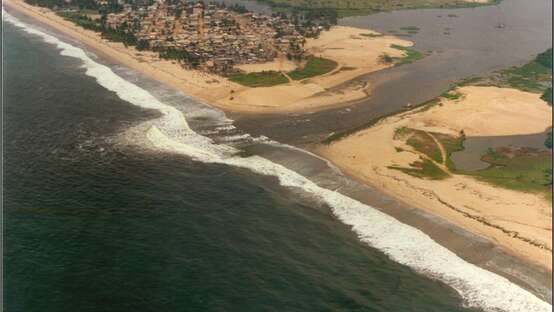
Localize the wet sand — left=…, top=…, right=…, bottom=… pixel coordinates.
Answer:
left=317, top=86, right=553, bottom=269
left=244, top=142, right=552, bottom=303
left=4, top=0, right=410, bottom=115
left=4, top=0, right=552, bottom=304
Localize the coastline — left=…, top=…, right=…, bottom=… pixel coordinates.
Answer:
left=3, top=2, right=548, bottom=306
left=316, top=85, right=552, bottom=278
left=2, top=0, right=411, bottom=114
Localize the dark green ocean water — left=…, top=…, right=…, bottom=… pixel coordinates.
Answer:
left=3, top=21, right=476, bottom=312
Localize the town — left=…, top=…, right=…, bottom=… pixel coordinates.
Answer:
left=99, top=0, right=326, bottom=74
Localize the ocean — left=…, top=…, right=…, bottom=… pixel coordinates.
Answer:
left=2, top=10, right=550, bottom=312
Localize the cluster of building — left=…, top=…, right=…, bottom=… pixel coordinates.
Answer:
left=104, top=1, right=320, bottom=73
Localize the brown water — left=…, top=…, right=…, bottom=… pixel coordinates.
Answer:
left=234, top=0, right=552, bottom=145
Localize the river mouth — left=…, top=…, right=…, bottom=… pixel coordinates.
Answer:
left=5, top=2, right=552, bottom=310
left=233, top=0, right=552, bottom=145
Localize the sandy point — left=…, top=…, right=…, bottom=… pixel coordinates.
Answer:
left=318, top=86, right=553, bottom=271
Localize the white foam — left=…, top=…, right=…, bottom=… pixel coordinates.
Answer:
left=5, top=10, right=551, bottom=312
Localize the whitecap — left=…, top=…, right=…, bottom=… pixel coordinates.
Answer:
left=4, top=9, right=551, bottom=312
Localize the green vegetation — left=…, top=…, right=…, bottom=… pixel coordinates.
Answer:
left=287, top=57, right=338, bottom=80
left=379, top=53, right=395, bottom=64
left=360, top=33, right=383, bottom=38
left=390, top=44, right=424, bottom=66
left=57, top=11, right=102, bottom=31
left=57, top=11, right=140, bottom=47
left=467, top=48, right=553, bottom=94
left=390, top=127, right=455, bottom=179
left=463, top=147, right=552, bottom=199
left=403, top=129, right=443, bottom=163
left=390, top=127, right=552, bottom=199
left=440, top=90, right=463, bottom=100
left=393, top=127, right=464, bottom=174
left=25, top=0, right=98, bottom=9
left=545, top=131, right=553, bottom=149
left=433, top=132, right=465, bottom=170
left=322, top=98, right=441, bottom=144
left=541, top=87, right=552, bottom=105
left=254, top=0, right=498, bottom=18
left=536, top=48, right=553, bottom=68
left=389, top=158, right=449, bottom=180
left=228, top=71, right=289, bottom=87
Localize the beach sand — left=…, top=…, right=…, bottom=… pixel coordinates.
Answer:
left=318, top=86, right=553, bottom=271
left=5, top=0, right=553, bottom=302
left=3, top=0, right=411, bottom=114
left=217, top=27, right=413, bottom=113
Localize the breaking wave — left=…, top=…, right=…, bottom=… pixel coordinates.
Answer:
left=4, top=10, right=551, bottom=312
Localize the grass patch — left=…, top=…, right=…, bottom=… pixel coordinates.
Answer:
left=545, top=131, right=552, bottom=149
left=440, top=90, right=463, bottom=100
left=403, top=129, right=443, bottom=163
left=322, top=98, right=441, bottom=144
left=360, top=33, right=383, bottom=38
left=433, top=132, right=465, bottom=170
left=288, top=57, right=338, bottom=80
left=462, top=147, right=552, bottom=199
left=228, top=71, right=288, bottom=87
left=392, top=127, right=465, bottom=177
left=254, top=0, right=498, bottom=19
left=466, top=48, right=552, bottom=94
left=457, top=76, right=484, bottom=86
left=389, top=158, right=449, bottom=180
left=541, top=87, right=552, bottom=105
left=390, top=44, right=424, bottom=66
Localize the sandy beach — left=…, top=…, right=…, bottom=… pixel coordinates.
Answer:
left=319, top=86, right=553, bottom=271
left=217, top=27, right=413, bottom=113
left=5, top=0, right=553, bottom=302
left=3, top=0, right=412, bottom=114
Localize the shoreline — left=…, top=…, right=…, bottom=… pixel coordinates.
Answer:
left=315, top=85, right=552, bottom=297
left=4, top=1, right=552, bottom=305
left=2, top=0, right=412, bottom=115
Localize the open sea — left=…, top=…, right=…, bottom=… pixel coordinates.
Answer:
left=2, top=9, right=551, bottom=312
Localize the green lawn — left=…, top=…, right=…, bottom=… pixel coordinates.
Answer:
left=228, top=71, right=289, bottom=87
left=287, top=57, right=338, bottom=80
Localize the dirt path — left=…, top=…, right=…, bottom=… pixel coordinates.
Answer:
left=426, top=131, right=448, bottom=166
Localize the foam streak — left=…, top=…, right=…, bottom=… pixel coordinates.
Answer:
left=4, top=10, right=551, bottom=312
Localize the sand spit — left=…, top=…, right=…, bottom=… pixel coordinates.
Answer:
left=319, top=86, right=553, bottom=271
left=217, top=27, right=413, bottom=113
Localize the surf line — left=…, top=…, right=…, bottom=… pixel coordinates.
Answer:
left=4, top=10, right=551, bottom=312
